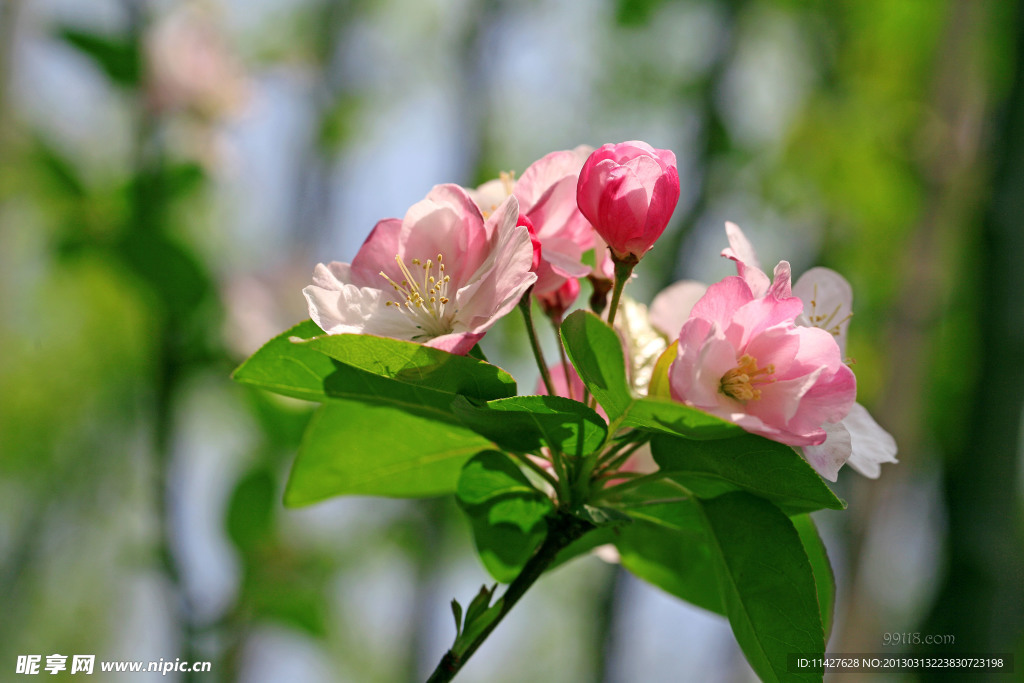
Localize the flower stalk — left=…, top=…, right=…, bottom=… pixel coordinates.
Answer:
left=605, top=256, right=637, bottom=328
left=425, top=512, right=594, bottom=683
left=519, top=289, right=556, bottom=397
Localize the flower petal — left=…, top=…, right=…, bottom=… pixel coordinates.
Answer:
left=842, top=402, right=898, bottom=477
left=350, top=218, right=402, bottom=285
left=649, top=280, right=709, bottom=338
left=794, top=267, right=853, bottom=354
left=721, top=221, right=770, bottom=297
left=802, top=420, right=852, bottom=481
left=454, top=196, right=537, bottom=332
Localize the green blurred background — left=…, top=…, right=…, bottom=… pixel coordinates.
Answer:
left=1, top=0, right=1021, bottom=681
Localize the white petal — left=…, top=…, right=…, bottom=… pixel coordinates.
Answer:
left=649, top=280, right=708, bottom=338
left=802, top=421, right=852, bottom=482
left=467, top=178, right=510, bottom=215
left=793, top=267, right=853, bottom=355
left=303, top=281, right=413, bottom=339
left=310, top=261, right=352, bottom=289
left=724, top=221, right=762, bottom=271
left=843, top=403, right=898, bottom=478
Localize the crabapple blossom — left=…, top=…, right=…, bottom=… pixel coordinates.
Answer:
left=720, top=221, right=897, bottom=479
left=668, top=270, right=857, bottom=447
left=303, top=184, right=536, bottom=355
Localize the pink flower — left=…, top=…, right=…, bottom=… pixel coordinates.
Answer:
left=303, top=184, right=537, bottom=355
left=720, top=221, right=897, bottom=479
left=576, top=141, right=680, bottom=262
left=668, top=270, right=856, bottom=447
left=470, top=147, right=595, bottom=295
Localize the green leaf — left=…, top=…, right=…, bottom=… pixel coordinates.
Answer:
left=698, top=492, right=824, bottom=683
left=233, top=323, right=517, bottom=412
left=559, top=311, right=741, bottom=440
left=226, top=467, right=276, bottom=552
left=233, top=321, right=338, bottom=402
left=570, top=504, right=632, bottom=527
left=284, top=399, right=492, bottom=504
left=463, top=583, right=497, bottom=631
left=792, top=514, right=836, bottom=640
left=456, top=451, right=554, bottom=582
left=454, top=584, right=502, bottom=656
left=651, top=433, right=846, bottom=515
left=301, top=333, right=516, bottom=401
left=560, top=310, right=633, bottom=417
left=451, top=395, right=607, bottom=456
left=626, top=397, right=742, bottom=439
left=450, top=599, right=463, bottom=638
left=58, top=28, right=139, bottom=86
left=615, top=492, right=726, bottom=615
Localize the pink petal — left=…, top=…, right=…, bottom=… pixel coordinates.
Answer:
left=401, top=184, right=489, bottom=284
left=767, top=261, right=792, bottom=299
left=689, top=276, right=755, bottom=329
left=350, top=218, right=402, bottom=285
left=454, top=198, right=537, bottom=333
left=725, top=291, right=803, bottom=350
left=515, top=145, right=591, bottom=211
left=721, top=221, right=770, bottom=297
left=425, top=331, right=485, bottom=356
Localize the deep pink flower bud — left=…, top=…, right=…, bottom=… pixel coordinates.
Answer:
left=536, top=277, right=580, bottom=320
left=517, top=214, right=542, bottom=272
left=576, top=141, right=680, bottom=262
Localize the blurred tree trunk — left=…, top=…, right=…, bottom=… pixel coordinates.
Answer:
left=919, top=0, right=1024, bottom=672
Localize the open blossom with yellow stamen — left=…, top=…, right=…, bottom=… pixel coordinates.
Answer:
left=718, top=221, right=897, bottom=479
left=668, top=269, right=856, bottom=448
left=303, top=184, right=536, bottom=355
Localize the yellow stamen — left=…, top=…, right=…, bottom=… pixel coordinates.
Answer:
left=379, top=252, right=454, bottom=338
left=720, top=354, right=775, bottom=402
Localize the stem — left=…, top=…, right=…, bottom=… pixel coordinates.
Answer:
left=518, top=290, right=556, bottom=396
left=595, top=438, right=649, bottom=474
left=549, top=449, right=573, bottom=507
left=605, top=257, right=637, bottom=328
left=549, top=315, right=574, bottom=401
left=508, top=452, right=561, bottom=493
left=426, top=513, right=594, bottom=683
left=594, top=473, right=690, bottom=502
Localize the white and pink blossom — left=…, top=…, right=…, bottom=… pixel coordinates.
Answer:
left=303, top=184, right=537, bottom=355
left=718, top=221, right=897, bottom=479
left=669, top=269, right=857, bottom=447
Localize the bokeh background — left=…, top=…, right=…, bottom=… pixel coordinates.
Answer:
left=1, top=0, right=1022, bottom=681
